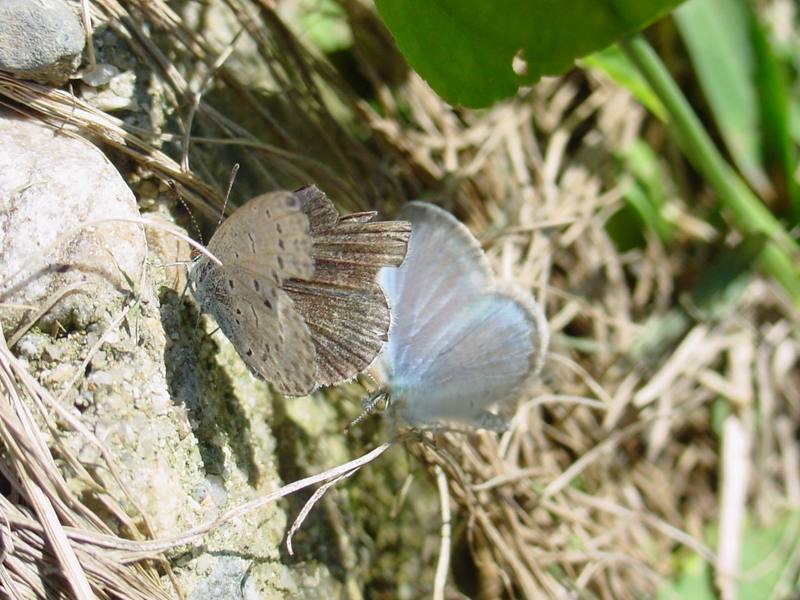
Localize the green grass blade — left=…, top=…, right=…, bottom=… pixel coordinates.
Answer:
left=748, top=8, right=800, bottom=223
left=673, top=0, right=770, bottom=196
left=621, top=34, right=800, bottom=303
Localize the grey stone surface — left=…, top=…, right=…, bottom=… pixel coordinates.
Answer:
left=0, top=0, right=85, bottom=84
left=80, top=69, right=139, bottom=111
left=0, top=114, right=342, bottom=595
left=0, top=111, right=146, bottom=333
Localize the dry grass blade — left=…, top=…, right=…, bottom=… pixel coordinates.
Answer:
left=57, top=440, right=397, bottom=559
left=286, top=471, right=355, bottom=557
left=1, top=0, right=798, bottom=597
left=432, top=465, right=452, bottom=600
left=0, top=74, right=221, bottom=218
left=0, top=347, right=92, bottom=598
left=0, top=331, right=172, bottom=599
left=716, top=416, right=751, bottom=600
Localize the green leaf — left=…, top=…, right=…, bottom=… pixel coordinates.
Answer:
left=790, top=98, right=800, bottom=146
left=605, top=140, right=676, bottom=251
left=619, top=140, right=676, bottom=243
left=709, top=397, right=729, bottom=438
left=295, top=0, right=352, bottom=54
left=374, top=0, right=686, bottom=108
left=627, top=235, right=759, bottom=361
left=660, top=510, right=800, bottom=600
left=605, top=204, right=646, bottom=251
left=676, top=0, right=799, bottom=221
left=619, top=35, right=800, bottom=303
left=689, top=234, right=763, bottom=316
left=673, top=0, right=770, bottom=196
left=659, top=553, right=715, bottom=600
left=738, top=511, right=800, bottom=599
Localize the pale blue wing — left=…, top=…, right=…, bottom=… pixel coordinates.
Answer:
left=393, top=292, right=543, bottom=427
left=377, top=202, right=547, bottom=428
left=378, top=202, right=492, bottom=378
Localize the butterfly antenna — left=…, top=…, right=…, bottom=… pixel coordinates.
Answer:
left=345, top=389, right=388, bottom=433
left=218, top=163, right=240, bottom=229
left=167, top=179, right=205, bottom=247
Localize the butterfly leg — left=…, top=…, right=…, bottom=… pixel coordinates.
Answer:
left=345, top=388, right=389, bottom=432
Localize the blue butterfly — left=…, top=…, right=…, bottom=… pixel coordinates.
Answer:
left=375, top=202, right=548, bottom=430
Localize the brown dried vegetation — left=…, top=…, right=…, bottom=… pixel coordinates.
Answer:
left=0, top=0, right=798, bottom=598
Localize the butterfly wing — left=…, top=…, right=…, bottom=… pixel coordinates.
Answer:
left=206, top=191, right=314, bottom=284
left=392, top=291, right=546, bottom=427
left=284, top=186, right=411, bottom=386
left=198, top=272, right=319, bottom=395
left=377, top=202, right=492, bottom=380
left=191, top=191, right=318, bottom=395
left=378, top=202, right=547, bottom=427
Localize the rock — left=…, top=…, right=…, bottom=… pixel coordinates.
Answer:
left=80, top=69, right=139, bottom=112
left=0, top=0, right=85, bottom=85
left=142, top=200, right=192, bottom=293
left=79, top=62, right=119, bottom=87
left=0, top=110, right=146, bottom=334
left=1, top=121, right=341, bottom=594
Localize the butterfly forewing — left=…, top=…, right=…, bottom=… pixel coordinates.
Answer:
left=191, top=191, right=318, bottom=395
left=378, top=202, right=492, bottom=379
left=206, top=191, right=314, bottom=284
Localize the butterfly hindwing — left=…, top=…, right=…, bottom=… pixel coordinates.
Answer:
left=391, top=291, right=545, bottom=426
left=284, top=185, right=411, bottom=387
left=193, top=262, right=318, bottom=395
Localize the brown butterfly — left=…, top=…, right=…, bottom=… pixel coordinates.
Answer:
left=190, top=185, right=410, bottom=396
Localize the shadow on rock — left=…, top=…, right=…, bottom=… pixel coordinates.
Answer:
left=159, top=287, right=260, bottom=485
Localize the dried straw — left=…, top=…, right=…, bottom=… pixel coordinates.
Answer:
left=0, top=0, right=797, bottom=598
